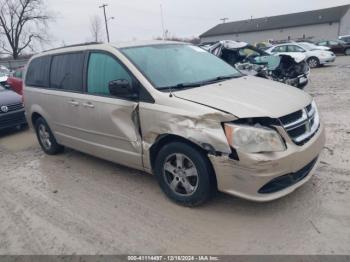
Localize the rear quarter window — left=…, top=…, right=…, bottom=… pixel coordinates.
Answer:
left=25, top=56, right=51, bottom=87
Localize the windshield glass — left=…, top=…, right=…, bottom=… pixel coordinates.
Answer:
left=121, top=44, right=241, bottom=89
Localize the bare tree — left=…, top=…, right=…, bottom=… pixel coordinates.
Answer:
left=0, top=0, right=51, bottom=59
left=90, top=15, right=103, bottom=42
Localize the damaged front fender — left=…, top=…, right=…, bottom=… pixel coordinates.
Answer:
left=139, top=101, right=236, bottom=172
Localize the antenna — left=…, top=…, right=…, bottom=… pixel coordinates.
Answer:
left=220, top=18, right=229, bottom=23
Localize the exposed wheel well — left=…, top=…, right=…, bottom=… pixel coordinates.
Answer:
left=149, top=134, right=218, bottom=188
left=31, top=112, right=43, bottom=126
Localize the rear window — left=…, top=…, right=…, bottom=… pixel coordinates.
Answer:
left=25, top=56, right=51, bottom=87
left=50, top=53, right=85, bottom=92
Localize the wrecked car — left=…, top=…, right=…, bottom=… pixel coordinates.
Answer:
left=203, top=40, right=310, bottom=89
left=24, top=41, right=325, bottom=206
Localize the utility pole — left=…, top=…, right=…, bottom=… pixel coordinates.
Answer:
left=160, top=4, right=166, bottom=40
left=99, top=4, right=110, bottom=42
left=220, top=18, right=229, bottom=23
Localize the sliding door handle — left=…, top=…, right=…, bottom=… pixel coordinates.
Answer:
left=68, top=100, right=80, bottom=107
left=82, top=102, right=95, bottom=108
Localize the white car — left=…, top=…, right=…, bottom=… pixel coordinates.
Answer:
left=0, top=66, right=10, bottom=87
left=266, top=43, right=336, bottom=68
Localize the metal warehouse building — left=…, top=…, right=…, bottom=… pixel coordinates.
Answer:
left=200, top=5, right=350, bottom=44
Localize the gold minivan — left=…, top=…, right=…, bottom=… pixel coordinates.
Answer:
left=24, top=41, right=325, bottom=206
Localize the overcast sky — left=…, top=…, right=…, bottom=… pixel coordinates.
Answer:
left=46, top=0, right=350, bottom=47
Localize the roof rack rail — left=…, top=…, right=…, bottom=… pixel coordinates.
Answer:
left=44, top=42, right=103, bottom=52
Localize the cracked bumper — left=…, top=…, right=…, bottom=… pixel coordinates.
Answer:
left=209, top=123, right=326, bottom=202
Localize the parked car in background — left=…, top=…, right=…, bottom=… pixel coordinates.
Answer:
left=338, top=35, right=350, bottom=44
left=0, top=85, right=26, bottom=131
left=0, top=66, right=11, bottom=87
left=266, top=43, right=336, bottom=68
left=6, top=67, right=24, bottom=95
left=0, top=72, right=8, bottom=87
left=316, top=40, right=350, bottom=55
left=204, top=40, right=310, bottom=88
left=24, top=41, right=325, bottom=206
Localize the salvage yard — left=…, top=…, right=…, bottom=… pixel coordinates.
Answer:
left=0, top=56, right=349, bottom=255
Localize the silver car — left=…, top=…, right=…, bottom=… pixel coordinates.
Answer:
left=266, top=43, right=336, bottom=68
left=24, top=41, right=325, bottom=206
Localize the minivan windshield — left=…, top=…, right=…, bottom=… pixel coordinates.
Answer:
left=121, top=44, right=242, bottom=90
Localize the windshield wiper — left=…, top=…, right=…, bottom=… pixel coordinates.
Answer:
left=158, top=74, right=240, bottom=91
left=158, top=82, right=203, bottom=91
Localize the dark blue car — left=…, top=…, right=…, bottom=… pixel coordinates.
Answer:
left=0, top=85, right=26, bottom=130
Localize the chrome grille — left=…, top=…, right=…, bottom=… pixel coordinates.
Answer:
left=0, top=103, right=24, bottom=114
left=280, top=101, right=320, bottom=145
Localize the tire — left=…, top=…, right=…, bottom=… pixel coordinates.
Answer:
left=307, top=57, right=320, bottom=68
left=154, top=141, right=215, bottom=206
left=34, top=117, right=64, bottom=155
left=345, top=48, right=350, bottom=56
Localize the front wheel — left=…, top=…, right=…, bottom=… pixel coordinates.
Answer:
left=35, top=117, right=64, bottom=155
left=307, top=57, right=320, bottom=68
left=154, top=142, right=215, bottom=206
left=345, top=48, right=350, bottom=56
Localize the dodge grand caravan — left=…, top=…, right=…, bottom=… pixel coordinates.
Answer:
left=24, top=41, right=325, bottom=206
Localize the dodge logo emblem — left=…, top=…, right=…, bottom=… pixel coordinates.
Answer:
left=1, top=106, right=9, bottom=113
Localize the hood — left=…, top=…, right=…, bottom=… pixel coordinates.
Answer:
left=0, top=88, right=22, bottom=106
left=174, top=76, right=312, bottom=119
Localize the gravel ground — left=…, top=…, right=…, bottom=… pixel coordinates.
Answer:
left=0, top=56, right=349, bottom=255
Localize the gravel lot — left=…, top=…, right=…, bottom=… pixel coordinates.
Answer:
left=0, top=56, right=349, bottom=255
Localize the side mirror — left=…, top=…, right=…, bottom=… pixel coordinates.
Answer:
left=108, top=79, right=138, bottom=99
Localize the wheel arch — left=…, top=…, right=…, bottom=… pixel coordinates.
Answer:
left=149, top=134, right=218, bottom=188
left=31, top=112, right=43, bottom=126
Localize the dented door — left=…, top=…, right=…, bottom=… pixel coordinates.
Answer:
left=72, top=51, right=143, bottom=169
left=74, top=94, right=142, bottom=169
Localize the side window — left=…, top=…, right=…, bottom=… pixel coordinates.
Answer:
left=288, top=45, right=305, bottom=52
left=318, top=41, right=328, bottom=46
left=87, top=52, right=132, bottom=96
left=25, top=56, right=51, bottom=87
left=50, top=53, right=85, bottom=92
left=273, top=46, right=287, bottom=53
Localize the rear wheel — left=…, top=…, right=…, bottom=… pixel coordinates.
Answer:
left=154, top=142, right=215, bottom=206
left=34, top=117, right=64, bottom=155
left=307, top=57, right=320, bottom=68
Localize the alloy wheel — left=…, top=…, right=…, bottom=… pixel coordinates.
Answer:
left=163, top=153, right=199, bottom=196
left=308, top=58, right=318, bottom=68
left=38, top=124, right=52, bottom=150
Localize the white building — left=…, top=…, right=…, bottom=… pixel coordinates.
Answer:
left=200, top=5, right=350, bottom=44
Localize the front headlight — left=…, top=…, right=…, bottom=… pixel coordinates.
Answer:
left=224, top=123, right=286, bottom=153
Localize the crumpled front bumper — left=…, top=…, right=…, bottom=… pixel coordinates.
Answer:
left=209, top=122, right=326, bottom=202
